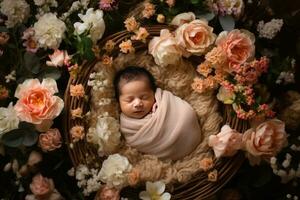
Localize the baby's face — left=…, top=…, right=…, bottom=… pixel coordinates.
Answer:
left=119, top=79, right=155, bottom=119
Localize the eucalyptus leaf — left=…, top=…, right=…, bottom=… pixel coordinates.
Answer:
left=1, top=129, right=24, bottom=147
left=190, top=0, right=200, bottom=4
left=81, top=36, right=95, bottom=61
left=197, top=12, right=215, bottom=21
left=0, top=26, right=8, bottom=32
left=23, top=131, right=38, bottom=146
left=38, top=66, right=62, bottom=80
left=219, top=15, right=235, bottom=31
left=24, top=52, right=41, bottom=74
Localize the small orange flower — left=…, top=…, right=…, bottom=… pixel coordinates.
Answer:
left=119, top=40, right=135, bottom=54
left=70, top=84, right=85, bottom=97
left=156, top=14, right=165, bottom=23
left=124, top=16, right=139, bottom=32
left=71, top=108, right=83, bottom=119
left=208, top=169, right=218, bottom=182
left=102, top=54, right=113, bottom=67
left=128, top=168, right=140, bottom=186
left=131, top=27, right=149, bottom=42
left=142, top=2, right=155, bottom=19
left=103, top=40, right=115, bottom=53
left=70, top=125, right=85, bottom=142
left=197, top=62, right=212, bottom=77
left=191, top=78, right=207, bottom=93
left=199, top=157, right=214, bottom=172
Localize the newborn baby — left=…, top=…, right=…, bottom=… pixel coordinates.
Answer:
left=114, top=66, right=201, bottom=160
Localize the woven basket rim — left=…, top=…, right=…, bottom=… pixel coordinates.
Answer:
left=63, top=24, right=249, bottom=200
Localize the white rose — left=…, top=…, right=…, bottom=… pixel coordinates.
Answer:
left=148, top=29, right=182, bottom=66
left=99, top=154, right=132, bottom=189
left=0, top=0, right=30, bottom=28
left=33, top=13, right=67, bottom=49
left=74, top=8, right=105, bottom=43
left=87, top=116, right=121, bottom=155
left=217, top=86, right=236, bottom=104
left=170, top=12, right=196, bottom=26
left=0, top=103, right=19, bottom=136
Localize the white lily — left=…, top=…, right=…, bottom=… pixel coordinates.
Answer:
left=139, top=181, right=171, bottom=200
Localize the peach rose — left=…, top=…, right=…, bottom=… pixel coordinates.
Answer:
left=175, top=19, right=216, bottom=57
left=242, top=119, right=287, bottom=164
left=208, top=125, right=243, bottom=158
left=39, top=128, right=62, bottom=152
left=170, top=12, right=196, bottom=26
left=95, top=186, right=120, bottom=200
left=30, top=174, right=55, bottom=199
left=149, top=29, right=182, bottom=66
left=14, top=79, right=64, bottom=126
left=215, top=29, right=255, bottom=72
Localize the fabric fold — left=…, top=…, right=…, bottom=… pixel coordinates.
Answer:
left=120, top=88, right=201, bottom=160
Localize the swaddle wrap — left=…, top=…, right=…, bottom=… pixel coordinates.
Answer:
left=120, top=88, right=201, bottom=160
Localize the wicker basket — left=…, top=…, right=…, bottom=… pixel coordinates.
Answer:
left=63, top=24, right=249, bottom=199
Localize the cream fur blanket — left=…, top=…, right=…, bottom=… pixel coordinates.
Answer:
left=120, top=88, right=201, bottom=160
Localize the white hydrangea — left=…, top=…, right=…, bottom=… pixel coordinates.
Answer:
left=87, top=116, right=121, bottom=155
left=99, top=154, right=132, bottom=189
left=34, top=0, right=57, bottom=7
left=74, top=8, right=105, bottom=43
left=0, top=0, right=30, bottom=28
left=0, top=102, right=19, bottom=137
left=33, top=13, right=67, bottom=49
left=257, top=19, right=284, bottom=39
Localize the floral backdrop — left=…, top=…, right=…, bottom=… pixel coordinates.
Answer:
left=0, top=0, right=299, bottom=199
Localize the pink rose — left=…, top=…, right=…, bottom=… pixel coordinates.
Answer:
left=39, top=128, right=62, bottom=152
left=208, top=125, right=243, bottom=158
left=14, top=79, right=64, bottom=126
left=215, top=29, right=255, bottom=72
left=170, top=12, right=196, bottom=26
left=175, top=19, right=216, bottom=57
left=242, top=119, right=287, bottom=164
left=46, top=49, right=71, bottom=67
left=95, top=186, right=120, bottom=200
left=149, top=29, right=182, bottom=66
left=30, top=174, right=55, bottom=200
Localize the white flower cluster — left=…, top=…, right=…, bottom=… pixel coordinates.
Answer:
left=257, top=19, right=284, bottom=39
left=88, top=71, right=112, bottom=91
left=87, top=116, right=121, bottom=156
left=60, top=0, right=90, bottom=21
left=0, top=103, right=19, bottom=137
left=276, top=71, right=295, bottom=85
left=5, top=70, right=16, bottom=83
left=75, top=164, right=102, bottom=196
left=206, top=0, right=244, bottom=18
left=98, top=98, right=112, bottom=106
left=286, top=194, right=299, bottom=200
left=270, top=149, right=300, bottom=184
left=74, top=8, right=106, bottom=43
left=33, top=13, right=67, bottom=49
left=99, top=154, right=132, bottom=189
left=0, top=0, right=30, bottom=28
left=33, top=0, right=57, bottom=7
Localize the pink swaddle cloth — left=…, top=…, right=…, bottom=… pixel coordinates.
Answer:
left=120, top=88, right=201, bottom=160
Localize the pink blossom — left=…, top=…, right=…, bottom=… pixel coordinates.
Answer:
left=30, top=174, right=55, bottom=199
left=38, top=128, right=62, bottom=152
left=46, top=49, right=71, bottom=67
left=96, top=186, right=120, bottom=200
left=99, top=0, right=118, bottom=11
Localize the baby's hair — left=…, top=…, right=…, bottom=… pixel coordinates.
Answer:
left=113, top=66, right=157, bottom=100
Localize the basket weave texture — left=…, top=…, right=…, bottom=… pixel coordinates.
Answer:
left=63, top=24, right=249, bottom=199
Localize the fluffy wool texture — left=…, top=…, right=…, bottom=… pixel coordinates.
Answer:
left=89, top=51, right=222, bottom=185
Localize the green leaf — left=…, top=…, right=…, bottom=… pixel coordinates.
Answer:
left=1, top=129, right=24, bottom=147
left=0, top=26, right=9, bottom=32
left=1, top=122, right=38, bottom=147
left=38, top=66, right=62, bottom=80
left=219, top=15, right=235, bottom=31
left=24, top=52, right=41, bottom=74
left=190, top=0, right=200, bottom=4
left=197, top=12, right=216, bottom=21
left=81, top=36, right=95, bottom=61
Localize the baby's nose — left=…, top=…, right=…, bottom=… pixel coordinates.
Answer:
left=133, top=99, right=143, bottom=107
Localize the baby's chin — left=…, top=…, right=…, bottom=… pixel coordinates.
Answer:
left=125, top=111, right=148, bottom=119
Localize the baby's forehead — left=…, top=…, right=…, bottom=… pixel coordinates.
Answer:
left=119, top=76, right=151, bottom=88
